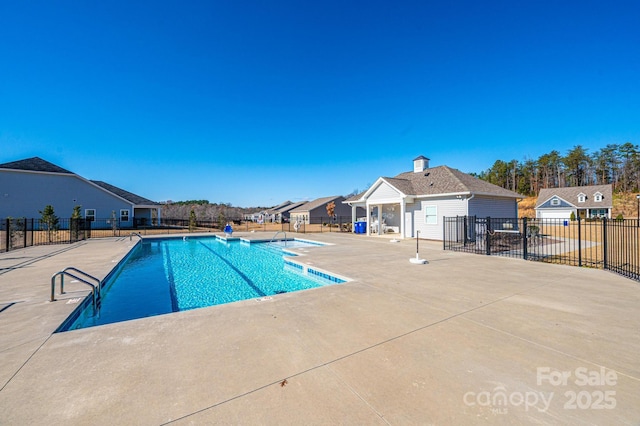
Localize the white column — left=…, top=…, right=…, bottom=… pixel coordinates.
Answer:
left=365, top=202, right=370, bottom=236
left=351, top=205, right=357, bottom=233
left=400, top=200, right=405, bottom=238
left=377, top=204, right=382, bottom=235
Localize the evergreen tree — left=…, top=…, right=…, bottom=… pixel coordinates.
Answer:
left=39, top=205, right=59, bottom=243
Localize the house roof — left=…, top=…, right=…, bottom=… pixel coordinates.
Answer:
left=0, top=157, right=73, bottom=174
left=535, top=185, right=613, bottom=209
left=264, top=200, right=292, bottom=213
left=91, top=181, right=159, bottom=206
left=276, top=201, right=307, bottom=213
left=289, top=196, right=344, bottom=213
left=1, top=156, right=159, bottom=207
left=345, top=165, right=522, bottom=202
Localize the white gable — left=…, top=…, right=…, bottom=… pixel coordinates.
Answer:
left=368, top=180, right=403, bottom=203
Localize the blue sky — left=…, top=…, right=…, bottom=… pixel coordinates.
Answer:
left=1, top=1, right=639, bottom=207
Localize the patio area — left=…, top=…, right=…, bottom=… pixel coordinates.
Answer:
left=1, top=232, right=639, bottom=424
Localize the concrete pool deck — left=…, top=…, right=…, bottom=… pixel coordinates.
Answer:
left=0, top=232, right=639, bottom=424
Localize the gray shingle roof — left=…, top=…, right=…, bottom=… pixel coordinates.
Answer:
left=277, top=201, right=307, bottom=213
left=290, top=196, right=344, bottom=213
left=536, top=185, right=613, bottom=209
left=90, top=181, right=159, bottom=205
left=344, top=165, right=522, bottom=202
left=387, top=166, right=522, bottom=198
left=0, top=157, right=73, bottom=174
left=266, top=201, right=293, bottom=213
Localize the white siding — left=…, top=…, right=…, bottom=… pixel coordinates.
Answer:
left=369, top=181, right=402, bottom=203
left=0, top=170, right=131, bottom=219
left=407, top=197, right=468, bottom=240
left=469, top=196, right=517, bottom=218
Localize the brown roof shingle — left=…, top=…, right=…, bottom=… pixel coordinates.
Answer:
left=388, top=166, right=522, bottom=198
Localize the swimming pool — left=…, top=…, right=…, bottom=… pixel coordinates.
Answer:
left=58, top=236, right=347, bottom=332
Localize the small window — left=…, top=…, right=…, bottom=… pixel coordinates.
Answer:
left=120, top=209, right=130, bottom=222
left=594, top=192, right=603, bottom=202
left=425, top=205, right=437, bottom=225
left=577, top=193, right=586, bottom=203
left=550, top=198, right=560, bottom=206
left=85, top=209, right=96, bottom=221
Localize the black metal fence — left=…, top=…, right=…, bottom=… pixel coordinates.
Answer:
left=443, top=216, right=640, bottom=282
left=0, top=215, right=356, bottom=253
left=1, top=217, right=92, bottom=252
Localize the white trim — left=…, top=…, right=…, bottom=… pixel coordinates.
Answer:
left=425, top=205, right=438, bottom=225
left=536, top=195, right=576, bottom=209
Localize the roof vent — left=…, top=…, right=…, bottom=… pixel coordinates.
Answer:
left=424, top=172, right=430, bottom=177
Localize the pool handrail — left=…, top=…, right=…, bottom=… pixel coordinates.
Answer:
left=269, top=231, right=287, bottom=247
left=129, top=232, right=143, bottom=241
left=51, top=269, right=101, bottom=311
left=61, top=267, right=102, bottom=301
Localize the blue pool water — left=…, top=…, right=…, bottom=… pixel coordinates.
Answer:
left=59, top=237, right=345, bottom=331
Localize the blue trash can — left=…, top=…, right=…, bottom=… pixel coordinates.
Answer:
left=355, top=221, right=366, bottom=234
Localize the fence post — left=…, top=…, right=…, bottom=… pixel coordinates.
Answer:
left=5, top=218, right=9, bottom=252
left=577, top=216, right=582, bottom=267
left=522, top=217, right=528, bottom=260
left=485, top=217, right=491, bottom=255
left=23, top=217, right=27, bottom=248
left=602, top=217, right=608, bottom=270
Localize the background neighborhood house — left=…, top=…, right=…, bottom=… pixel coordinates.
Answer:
left=344, top=156, right=523, bottom=240
left=0, top=157, right=161, bottom=228
left=272, top=200, right=308, bottom=223
left=535, top=185, right=613, bottom=219
left=243, top=201, right=309, bottom=223
left=289, top=196, right=353, bottom=225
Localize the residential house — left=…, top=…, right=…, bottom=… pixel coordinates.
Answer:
left=344, top=156, right=523, bottom=240
left=273, top=201, right=308, bottom=223
left=289, top=196, right=352, bottom=225
left=535, top=185, right=613, bottom=219
left=0, top=157, right=161, bottom=227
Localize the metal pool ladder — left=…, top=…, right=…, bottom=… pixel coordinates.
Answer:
left=129, top=232, right=143, bottom=241
left=51, top=267, right=102, bottom=311
left=269, top=231, right=287, bottom=247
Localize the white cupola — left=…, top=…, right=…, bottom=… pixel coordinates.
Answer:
left=413, top=156, right=430, bottom=173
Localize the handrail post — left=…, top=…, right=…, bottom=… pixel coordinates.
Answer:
left=51, top=275, right=57, bottom=302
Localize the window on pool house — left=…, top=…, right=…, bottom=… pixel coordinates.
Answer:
left=120, top=209, right=130, bottom=222
left=425, top=205, right=437, bottom=224
left=578, top=193, right=586, bottom=203
left=85, top=209, right=96, bottom=221
left=594, top=192, right=603, bottom=202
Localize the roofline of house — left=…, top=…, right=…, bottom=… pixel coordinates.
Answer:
left=1, top=165, right=154, bottom=208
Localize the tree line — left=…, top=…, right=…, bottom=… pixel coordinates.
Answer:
left=160, top=201, right=266, bottom=220
left=474, top=142, right=640, bottom=196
